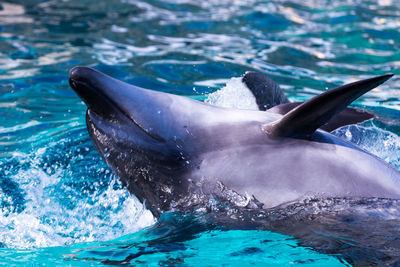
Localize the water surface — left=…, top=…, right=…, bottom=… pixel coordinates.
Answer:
left=0, top=0, right=399, bottom=265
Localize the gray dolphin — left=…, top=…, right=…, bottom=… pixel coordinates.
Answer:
left=69, top=66, right=400, bottom=217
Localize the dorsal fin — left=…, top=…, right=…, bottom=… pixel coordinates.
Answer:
left=263, top=74, right=394, bottom=138
left=267, top=102, right=375, bottom=132
left=242, top=71, right=289, bottom=110
left=243, top=71, right=375, bottom=132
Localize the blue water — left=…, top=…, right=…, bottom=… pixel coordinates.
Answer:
left=0, top=0, right=399, bottom=265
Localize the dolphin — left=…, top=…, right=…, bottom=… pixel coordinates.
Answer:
left=69, top=66, right=400, bottom=217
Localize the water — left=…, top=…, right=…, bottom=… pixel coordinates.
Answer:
left=0, top=0, right=399, bottom=265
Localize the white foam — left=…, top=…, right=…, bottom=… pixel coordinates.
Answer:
left=334, top=123, right=400, bottom=169
left=0, top=140, right=155, bottom=249
left=205, top=77, right=259, bottom=110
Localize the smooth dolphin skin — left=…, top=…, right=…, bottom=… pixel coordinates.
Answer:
left=69, top=66, right=400, bottom=217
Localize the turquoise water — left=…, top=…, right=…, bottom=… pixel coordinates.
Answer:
left=0, top=0, right=399, bottom=265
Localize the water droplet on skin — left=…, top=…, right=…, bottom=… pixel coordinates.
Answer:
left=345, top=129, right=352, bottom=140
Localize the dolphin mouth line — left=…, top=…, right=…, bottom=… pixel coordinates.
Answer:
left=70, top=77, right=166, bottom=142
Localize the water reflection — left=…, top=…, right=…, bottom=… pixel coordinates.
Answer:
left=0, top=2, right=33, bottom=24
left=0, top=0, right=398, bottom=260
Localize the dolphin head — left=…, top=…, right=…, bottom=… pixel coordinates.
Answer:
left=69, top=66, right=189, bottom=140
left=69, top=66, right=206, bottom=215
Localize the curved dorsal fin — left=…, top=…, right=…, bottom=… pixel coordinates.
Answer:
left=263, top=74, right=394, bottom=138
left=267, top=102, right=375, bottom=132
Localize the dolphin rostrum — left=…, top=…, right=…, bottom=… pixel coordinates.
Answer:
left=69, top=66, right=400, bottom=217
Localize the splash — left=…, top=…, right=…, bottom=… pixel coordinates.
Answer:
left=0, top=132, right=155, bottom=249
left=205, top=77, right=258, bottom=110
left=334, top=122, right=400, bottom=169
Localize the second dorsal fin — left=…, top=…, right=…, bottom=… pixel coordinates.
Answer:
left=263, top=74, right=394, bottom=138
left=242, top=71, right=289, bottom=110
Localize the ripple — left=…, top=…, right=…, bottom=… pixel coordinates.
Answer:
left=0, top=0, right=399, bottom=264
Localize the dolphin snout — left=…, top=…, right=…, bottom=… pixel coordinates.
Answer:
left=69, top=66, right=119, bottom=120
left=69, top=66, right=101, bottom=90
left=69, top=66, right=170, bottom=141
left=69, top=66, right=81, bottom=81
left=69, top=66, right=95, bottom=82
left=69, top=66, right=93, bottom=94
left=69, top=66, right=97, bottom=104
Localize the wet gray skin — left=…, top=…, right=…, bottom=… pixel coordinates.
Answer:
left=69, top=66, right=400, bottom=217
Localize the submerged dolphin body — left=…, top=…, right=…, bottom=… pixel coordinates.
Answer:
left=69, top=67, right=400, bottom=217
